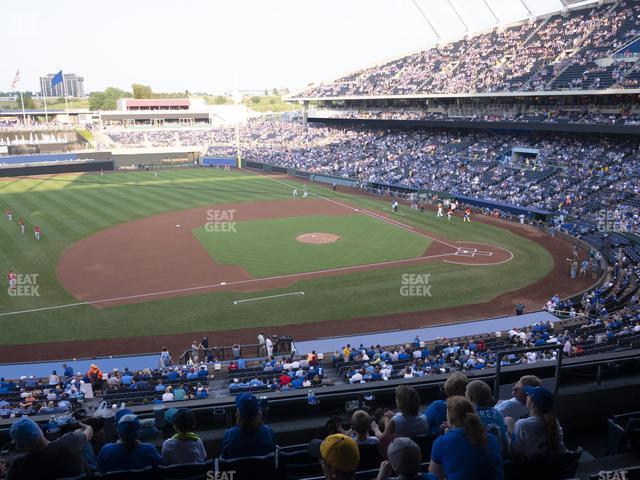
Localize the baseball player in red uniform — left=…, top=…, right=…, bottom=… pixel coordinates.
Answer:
left=447, top=208, right=453, bottom=221
left=7, top=270, right=16, bottom=291
left=463, top=208, right=472, bottom=223
left=34, top=225, right=41, bottom=240
left=19, top=218, right=25, bottom=234
left=5, top=209, right=12, bottom=221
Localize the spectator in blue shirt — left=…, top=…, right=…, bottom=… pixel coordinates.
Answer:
left=220, top=393, right=277, bottom=459
left=425, top=372, right=468, bottom=436
left=62, top=364, right=74, bottom=378
left=173, top=385, right=186, bottom=401
left=249, top=378, right=264, bottom=389
left=121, top=372, right=134, bottom=386
left=466, top=380, right=509, bottom=455
left=429, top=397, right=503, bottom=480
left=97, top=413, right=161, bottom=473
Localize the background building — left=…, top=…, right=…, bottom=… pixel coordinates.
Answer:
left=39, top=73, right=84, bottom=97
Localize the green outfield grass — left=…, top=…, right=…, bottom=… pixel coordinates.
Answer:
left=193, top=214, right=431, bottom=277
left=0, top=169, right=553, bottom=346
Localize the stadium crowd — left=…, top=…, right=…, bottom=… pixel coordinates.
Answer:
left=0, top=249, right=638, bottom=478
left=102, top=117, right=640, bottom=234
left=106, top=128, right=235, bottom=149
left=237, top=120, right=640, bottom=233
left=298, top=1, right=640, bottom=98
left=313, top=107, right=640, bottom=125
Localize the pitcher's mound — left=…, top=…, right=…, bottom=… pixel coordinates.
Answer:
left=296, top=233, right=340, bottom=244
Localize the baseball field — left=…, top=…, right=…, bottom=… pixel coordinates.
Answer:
left=0, top=168, right=592, bottom=361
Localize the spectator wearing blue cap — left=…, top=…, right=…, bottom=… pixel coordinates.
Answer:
left=97, top=412, right=161, bottom=473
left=6, top=416, right=92, bottom=480
left=220, top=393, right=277, bottom=459
left=508, top=386, right=567, bottom=459
left=161, top=408, right=207, bottom=465
left=496, top=375, right=542, bottom=421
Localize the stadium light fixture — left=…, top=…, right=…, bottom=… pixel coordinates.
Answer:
left=410, top=0, right=441, bottom=42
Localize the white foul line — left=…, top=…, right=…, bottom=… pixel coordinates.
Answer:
left=0, top=251, right=456, bottom=317
left=233, top=291, right=304, bottom=305
left=0, top=174, right=514, bottom=318
left=255, top=171, right=461, bottom=250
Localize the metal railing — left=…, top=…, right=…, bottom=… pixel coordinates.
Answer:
left=177, top=337, right=294, bottom=365
left=493, top=344, right=564, bottom=396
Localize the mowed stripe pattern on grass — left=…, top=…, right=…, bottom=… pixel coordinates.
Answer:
left=0, top=169, right=291, bottom=312
left=0, top=170, right=554, bottom=347
left=193, top=214, right=432, bottom=278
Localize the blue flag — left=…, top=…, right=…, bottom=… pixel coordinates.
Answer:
left=51, top=70, right=63, bottom=87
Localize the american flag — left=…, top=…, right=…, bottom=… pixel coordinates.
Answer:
left=10, top=70, right=20, bottom=90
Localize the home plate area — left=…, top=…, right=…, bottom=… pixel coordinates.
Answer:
left=454, top=247, right=493, bottom=258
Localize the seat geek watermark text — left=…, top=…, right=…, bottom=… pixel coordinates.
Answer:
left=7, top=273, right=40, bottom=297
left=206, top=209, right=237, bottom=233
left=207, top=471, right=235, bottom=480
left=400, top=273, right=432, bottom=297
left=597, top=470, right=630, bottom=480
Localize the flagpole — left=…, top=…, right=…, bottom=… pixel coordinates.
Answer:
left=42, top=82, right=49, bottom=124
left=18, top=90, right=26, bottom=125
left=62, top=74, right=70, bottom=123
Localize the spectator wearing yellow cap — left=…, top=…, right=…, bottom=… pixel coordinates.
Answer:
left=308, top=433, right=360, bottom=480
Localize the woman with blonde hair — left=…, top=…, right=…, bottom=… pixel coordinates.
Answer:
left=429, top=397, right=503, bottom=480
left=162, top=386, right=174, bottom=402
left=372, top=385, right=430, bottom=438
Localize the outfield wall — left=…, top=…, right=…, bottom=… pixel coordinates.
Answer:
left=201, top=156, right=236, bottom=167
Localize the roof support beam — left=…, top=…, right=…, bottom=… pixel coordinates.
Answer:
left=447, top=0, right=470, bottom=34
left=483, top=0, right=501, bottom=25
left=411, top=0, right=441, bottom=42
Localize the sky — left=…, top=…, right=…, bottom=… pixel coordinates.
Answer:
left=3, top=0, right=566, bottom=95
